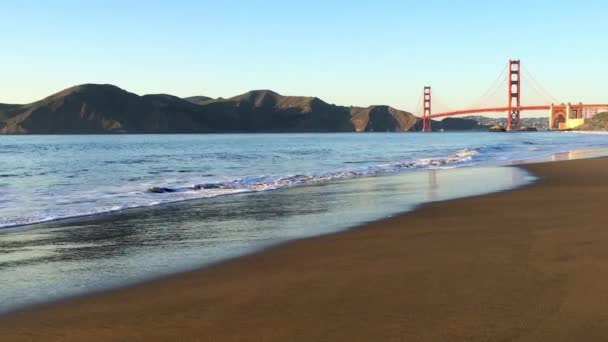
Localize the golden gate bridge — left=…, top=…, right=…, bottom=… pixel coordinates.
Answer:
left=419, top=60, right=608, bottom=131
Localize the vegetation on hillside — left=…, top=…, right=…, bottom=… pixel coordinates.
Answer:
left=579, top=112, right=608, bottom=131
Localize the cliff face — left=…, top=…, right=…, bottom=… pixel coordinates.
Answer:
left=0, top=84, right=419, bottom=134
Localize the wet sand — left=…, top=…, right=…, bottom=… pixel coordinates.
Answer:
left=2, top=157, right=608, bottom=341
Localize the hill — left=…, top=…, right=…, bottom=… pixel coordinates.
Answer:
left=0, top=85, right=419, bottom=134
left=183, top=96, right=213, bottom=105
left=0, top=84, right=208, bottom=134
left=350, top=105, right=419, bottom=132
left=578, top=112, right=608, bottom=131
left=462, top=116, right=549, bottom=130
left=434, top=117, right=486, bottom=131
left=198, top=90, right=354, bottom=132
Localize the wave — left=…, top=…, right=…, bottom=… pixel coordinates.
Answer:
left=0, top=149, right=479, bottom=230
left=147, top=149, right=479, bottom=195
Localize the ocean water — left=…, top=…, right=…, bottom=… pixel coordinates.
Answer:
left=2, top=132, right=608, bottom=229
left=1, top=131, right=608, bottom=312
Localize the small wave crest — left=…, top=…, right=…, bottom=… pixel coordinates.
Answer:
left=565, top=130, right=608, bottom=135
left=148, top=149, right=479, bottom=195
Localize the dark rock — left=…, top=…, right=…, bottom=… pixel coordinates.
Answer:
left=193, top=183, right=224, bottom=190
left=489, top=125, right=507, bottom=132
left=148, top=186, right=176, bottom=193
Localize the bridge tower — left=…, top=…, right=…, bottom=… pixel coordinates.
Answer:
left=422, top=86, right=432, bottom=131
left=507, top=60, right=521, bottom=130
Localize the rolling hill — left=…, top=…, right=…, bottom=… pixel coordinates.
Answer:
left=0, top=85, right=420, bottom=134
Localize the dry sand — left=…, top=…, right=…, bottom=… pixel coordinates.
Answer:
left=2, top=157, right=608, bottom=341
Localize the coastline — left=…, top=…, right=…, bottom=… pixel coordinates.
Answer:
left=2, top=156, right=608, bottom=340
left=0, top=165, right=529, bottom=314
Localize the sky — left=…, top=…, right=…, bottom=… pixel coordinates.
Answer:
left=1, top=0, right=607, bottom=116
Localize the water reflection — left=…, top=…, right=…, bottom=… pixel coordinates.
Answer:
left=516, top=147, right=608, bottom=164
left=427, top=170, right=438, bottom=202
left=0, top=166, right=532, bottom=313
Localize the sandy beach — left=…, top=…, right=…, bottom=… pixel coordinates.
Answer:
left=2, top=156, right=608, bottom=341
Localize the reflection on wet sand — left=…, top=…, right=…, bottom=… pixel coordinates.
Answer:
left=427, top=170, right=438, bottom=202
left=0, top=166, right=532, bottom=313
left=517, top=147, right=608, bottom=164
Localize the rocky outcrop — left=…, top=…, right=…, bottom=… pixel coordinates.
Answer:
left=489, top=125, right=507, bottom=132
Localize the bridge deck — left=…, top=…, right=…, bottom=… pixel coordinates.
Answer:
left=430, top=104, right=608, bottom=119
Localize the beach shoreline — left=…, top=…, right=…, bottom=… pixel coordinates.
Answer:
left=2, top=156, right=608, bottom=341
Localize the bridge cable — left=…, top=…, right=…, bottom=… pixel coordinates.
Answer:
left=431, top=92, right=455, bottom=114
left=521, top=68, right=555, bottom=104
left=521, top=66, right=560, bottom=104
left=415, top=90, right=423, bottom=116
left=522, top=74, right=553, bottom=106
left=468, top=63, right=509, bottom=109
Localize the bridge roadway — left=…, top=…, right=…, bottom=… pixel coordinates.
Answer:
left=430, top=104, right=608, bottom=119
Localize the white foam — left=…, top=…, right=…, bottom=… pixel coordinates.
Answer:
left=0, top=149, right=479, bottom=229
left=565, top=130, right=608, bottom=135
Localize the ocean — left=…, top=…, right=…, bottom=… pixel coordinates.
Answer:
left=1, top=131, right=607, bottom=312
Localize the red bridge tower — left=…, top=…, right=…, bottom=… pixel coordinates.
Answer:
left=507, top=60, right=521, bottom=130
left=422, top=86, right=432, bottom=131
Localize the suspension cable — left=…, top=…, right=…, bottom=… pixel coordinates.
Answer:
left=468, top=63, right=509, bottom=109
left=432, top=92, right=454, bottom=114
left=415, top=89, right=423, bottom=116
left=522, top=66, right=560, bottom=104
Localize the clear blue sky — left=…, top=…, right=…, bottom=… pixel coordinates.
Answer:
left=1, top=0, right=607, bottom=116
